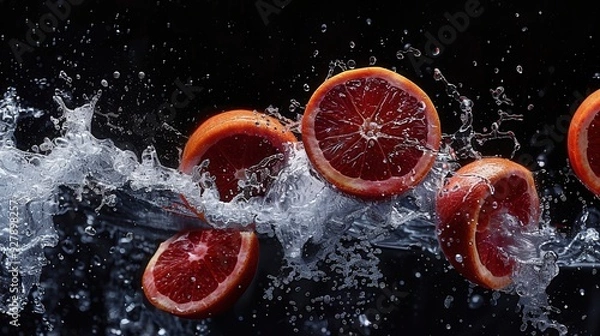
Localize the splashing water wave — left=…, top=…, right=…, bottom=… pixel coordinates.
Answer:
left=0, top=78, right=599, bottom=335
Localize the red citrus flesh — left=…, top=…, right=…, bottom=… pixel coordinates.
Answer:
left=180, top=109, right=297, bottom=202
left=568, top=88, right=600, bottom=196
left=435, top=158, right=540, bottom=290
left=142, top=229, right=259, bottom=318
left=301, top=67, right=441, bottom=199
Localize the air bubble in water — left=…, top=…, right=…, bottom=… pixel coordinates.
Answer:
left=320, top=24, right=327, bottom=33
left=366, top=18, right=372, bottom=25
left=347, top=59, right=356, bottom=69
left=369, top=56, right=376, bottom=65
left=349, top=41, right=355, bottom=49
left=101, top=79, right=108, bottom=87
left=303, top=84, right=310, bottom=92
left=113, top=71, right=120, bottom=79
left=138, top=72, right=146, bottom=80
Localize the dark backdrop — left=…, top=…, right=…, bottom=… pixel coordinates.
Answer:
left=1, top=0, right=600, bottom=335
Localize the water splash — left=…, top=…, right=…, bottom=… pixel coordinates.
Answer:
left=0, top=73, right=596, bottom=335
left=433, top=68, right=522, bottom=160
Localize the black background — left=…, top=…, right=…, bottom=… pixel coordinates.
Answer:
left=2, top=0, right=600, bottom=335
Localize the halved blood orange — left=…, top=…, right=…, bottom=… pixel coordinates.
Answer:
left=301, top=67, right=441, bottom=199
left=142, top=228, right=259, bottom=319
left=435, top=158, right=540, bottom=290
left=568, top=89, right=600, bottom=196
left=180, top=109, right=297, bottom=202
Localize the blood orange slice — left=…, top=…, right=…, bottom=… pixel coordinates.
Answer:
left=568, top=89, right=600, bottom=196
left=142, top=228, right=259, bottom=318
left=180, top=109, right=297, bottom=202
left=301, top=67, right=441, bottom=199
left=435, top=158, right=540, bottom=290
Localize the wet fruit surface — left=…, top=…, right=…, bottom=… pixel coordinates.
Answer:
left=301, top=67, right=441, bottom=199
left=180, top=109, right=297, bottom=201
left=142, top=229, right=259, bottom=318
left=435, top=158, right=540, bottom=290
left=568, top=89, right=600, bottom=196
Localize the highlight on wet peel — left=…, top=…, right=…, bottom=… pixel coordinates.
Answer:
left=435, top=157, right=540, bottom=290
left=301, top=66, right=442, bottom=199
left=568, top=88, right=600, bottom=196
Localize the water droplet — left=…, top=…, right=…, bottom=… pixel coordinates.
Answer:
left=468, top=294, right=484, bottom=309
left=527, top=104, right=534, bottom=110
left=358, top=314, right=372, bottom=326
left=444, top=295, right=454, bottom=308
left=112, top=71, right=120, bottom=79
left=396, top=50, right=405, bottom=60
left=433, top=68, right=443, bottom=81
left=349, top=41, right=355, bottom=49
left=61, top=239, right=76, bottom=254
left=303, top=84, right=310, bottom=92
left=369, top=56, right=377, bottom=65
left=100, top=79, right=108, bottom=87
left=313, top=49, right=319, bottom=57
left=84, top=226, right=96, bottom=236
left=138, top=72, right=145, bottom=80
left=347, top=59, right=356, bottom=69
left=516, top=65, right=523, bottom=74
left=320, top=24, right=327, bottom=33
left=454, top=254, right=463, bottom=263
left=432, top=47, right=440, bottom=56
left=593, top=72, right=600, bottom=79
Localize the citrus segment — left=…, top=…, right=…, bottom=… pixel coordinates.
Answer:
left=301, top=67, right=441, bottom=199
left=179, top=109, right=297, bottom=201
left=142, top=229, right=259, bottom=318
left=568, top=89, right=600, bottom=195
left=435, top=158, right=540, bottom=289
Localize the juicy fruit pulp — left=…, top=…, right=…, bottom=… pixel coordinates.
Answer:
left=142, top=229, right=259, bottom=318
left=302, top=67, right=441, bottom=199
left=180, top=109, right=297, bottom=202
left=435, top=158, right=540, bottom=290
left=568, top=89, right=600, bottom=196
left=196, top=133, right=283, bottom=201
